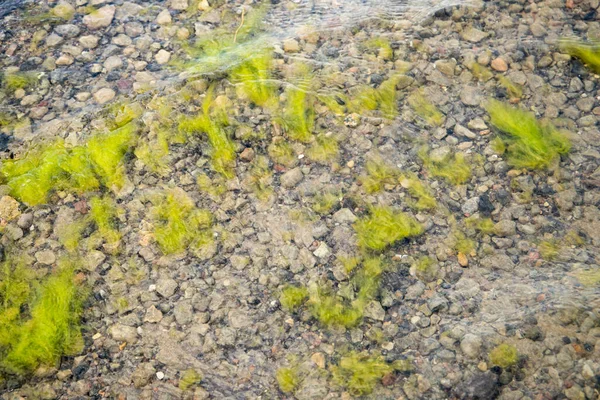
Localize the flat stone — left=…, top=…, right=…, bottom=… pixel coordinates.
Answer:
left=108, top=323, right=138, bottom=343
left=156, top=9, right=172, bottom=25
left=35, top=250, right=56, bottom=265
left=131, top=363, right=155, bottom=388
left=461, top=27, right=488, bottom=43
left=281, top=168, right=304, bottom=188
left=83, top=5, right=116, bottom=30
left=169, top=0, right=188, bottom=10
left=460, top=86, right=482, bottom=106
left=363, top=300, right=386, bottom=321
left=491, top=57, right=508, bottom=72
left=494, top=220, right=516, bottom=236
left=228, top=309, right=252, bottom=329
left=333, top=208, right=357, bottom=224
left=144, top=305, right=163, bottom=323
left=93, top=88, right=116, bottom=104
left=460, top=333, right=482, bottom=358
left=313, top=242, right=331, bottom=259
left=155, top=49, right=171, bottom=65
left=283, top=39, right=300, bottom=53
left=79, top=35, right=100, bottom=49
left=0, top=196, right=21, bottom=221
left=156, top=278, right=178, bottom=298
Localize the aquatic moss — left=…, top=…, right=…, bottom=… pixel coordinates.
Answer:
left=331, top=352, right=400, bottom=396
left=348, top=75, right=401, bottom=118
left=539, top=240, right=560, bottom=260
left=413, top=256, right=438, bottom=282
left=419, top=147, right=472, bottom=185
left=88, top=122, right=138, bottom=190
left=450, top=230, right=475, bottom=255
left=0, top=141, right=101, bottom=206
left=400, top=174, right=437, bottom=210
left=471, top=63, right=494, bottom=82
left=558, top=38, right=600, bottom=74
left=465, top=216, right=495, bottom=235
left=312, top=192, right=339, bottom=215
left=268, top=140, right=296, bottom=168
left=179, top=88, right=236, bottom=178
left=280, top=83, right=315, bottom=143
left=489, top=343, right=518, bottom=368
left=354, top=206, right=423, bottom=252
left=306, top=134, right=338, bottom=164
left=134, top=128, right=171, bottom=176
left=280, top=286, right=308, bottom=312
left=0, top=259, right=84, bottom=376
left=89, top=196, right=121, bottom=246
left=57, top=217, right=90, bottom=253
left=1, top=72, right=39, bottom=93
left=150, top=189, right=213, bottom=255
left=408, top=90, right=444, bottom=127
left=498, top=76, right=523, bottom=100
left=230, top=53, right=277, bottom=108
left=179, top=369, right=203, bottom=391
left=276, top=366, right=299, bottom=394
left=246, top=155, right=273, bottom=200
left=197, top=172, right=227, bottom=197
left=485, top=99, right=571, bottom=170
left=307, top=286, right=363, bottom=328
left=574, top=268, right=600, bottom=287
left=359, top=156, right=400, bottom=194
left=363, top=37, right=394, bottom=61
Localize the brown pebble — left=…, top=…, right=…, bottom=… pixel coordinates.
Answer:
left=239, top=147, right=255, bottom=162
left=457, top=252, right=469, bottom=267
left=491, top=57, right=508, bottom=72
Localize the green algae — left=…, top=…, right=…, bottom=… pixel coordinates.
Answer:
left=558, top=38, right=600, bottom=74
left=413, top=256, right=439, bottom=283
left=279, top=79, right=316, bottom=143
left=348, top=75, right=401, bottom=119
left=400, top=174, right=437, bottom=211
left=246, top=155, right=274, bottom=200
left=331, top=351, right=406, bottom=396
left=89, top=196, right=121, bottom=247
left=179, top=369, right=203, bottom=391
left=359, top=156, right=400, bottom=194
left=408, top=89, right=444, bottom=126
left=149, top=189, right=213, bottom=255
left=276, top=366, right=299, bottom=394
left=268, top=140, right=296, bottom=168
left=312, top=192, right=340, bottom=215
left=419, top=147, right=471, bottom=185
left=306, top=134, right=339, bottom=164
left=1, top=72, right=39, bottom=93
left=489, top=343, right=519, bottom=368
left=280, top=286, right=308, bottom=312
left=0, top=258, right=84, bottom=376
left=354, top=206, right=423, bottom=252
left=485, top=99, right=571, bottom=170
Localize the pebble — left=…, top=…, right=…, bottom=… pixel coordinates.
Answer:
left=79, top=35, right=100, bottom=49
left=108, top=324, right=138, bottom=344
left=156, top=9, right=172, bottom=25
left=35, top=250, right=56, bottom=265
left=155, top=49, right=171, bottom=65
left=461, top=27, right=488, bottom=43
left=460, top=334, right=482, bottom=358
left=83, top=5, right=116, bottom=30
left=93, top=88, right=116, bottom=104
left=0, top=195, right=21, bottom=221
left=283, top=39, right=300, bottom=53
left=491, top=57, right=508, bottom=72
left=170, top=0, right=188, bottom=10
left=280, top=168, right=304, bottom=188
left=156, top=278, right=178, bottom=298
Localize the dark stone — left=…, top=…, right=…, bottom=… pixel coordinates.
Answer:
left=524, top=326, right=544, bottom=341
left=72, top=362, right=89, bottom=379
left=453, top=372, right=500, bottom=399
left=478, top=193, right=495, bottom=216
left=370, top=73, right=384, bottom=86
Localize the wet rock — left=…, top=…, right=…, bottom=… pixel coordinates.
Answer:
left=83, top=5, right=116, bottom=30
left=79, top=35, right=100, bottom=49
left=54, top=24, right=80, bottom=38
left=461, top=86, right=482, bottom=106
left=281, top=168, right=303, bottom=188
left=93, top=88, right=116, bottom=104
left=174, top=301, right=193, bottom=325
left=131, top=362, right=155, bottom=388
left=283, top=39, right=300, bottom=53
left=85, top=251, right=106, bottom=271
left=461, top=333, right=483, bottom=358
left=461, top=27, right=488, bottom=43
left=35, top=250, right=56, bottom=265
left=435, top=59, right=456, bottom=76
left=491, top=58, right=508, bottom=72
left=313, top=242, right=331, bottom=259
left=109, top=324, right=138, bottom=343
left=0, top=196, right=21, bottom=221
left=363, top=300, right=385, bottom=321
left=170, top=0, right=188, bottom=10
left=333, top=208, right=357, bottom=223
left=228, top=309, right=252, bottom=329
left=480, top=253, right=514, bottom=271
left=155, top=49, right=171, bottom=65
left=156, top=9, right=172, bottom=25
left=494, top=220, right=516, bottom=236
left=144, top=305, right=163, bottom=323
left=462, top=197, right=480, bottom=215
left=453, top=372, right=499, bottom=399
left=156, top=278, right=178, bottom=298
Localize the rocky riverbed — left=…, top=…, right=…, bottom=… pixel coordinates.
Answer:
left=0, top=0, right=599, bottom=399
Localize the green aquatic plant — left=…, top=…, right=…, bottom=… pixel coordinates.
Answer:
left=489, top=343, right=518, bottom=368
left=179, top=87, right=236, bottom=178
left=312, top=192, right=339, bottom=215
left=331, top=352, right=407, bottom=396
left=363, top=37, right=394, bottom=60
left=485, top=99, right=571, bottom=170
left=1, top=141, right=98, bottom=206
left=246, top=155, right=273, bottom=200
left=0, top=258, right=84, bottom=376
left=408, top=89, right=444, bottom=126
left=57, top=217, right=90, bottom=253
left=465, top=216, right=496, bottom=235
left=538, top=239, right=560, bottom=261
left=574, top=268, right=600, bottom=287
left=179, top=369, right=203, bottom=391
left=280, top=286, right=309, bottom=312
left=413, top=256, right=438, bottom=282
left=268, top=140, right=296, bottom=167
left=89, top=196, right=121, bottom=246
left=449, top=230, right=475, bottom=255
left=471, top=63, right=494, bottom=82
left=498, top=76, right=523, bottom=100
left=348, top=75, right=401, bottom=118
left=354, top=206, right=423, bottom=252
left=150, top=189, right=213, bottom=255
left=359, top=156, right=400, bottom=194
left=88, top=122, right=138, bottom=190
left=2, top=71, right=39, bottom=92
left=400, top=174, right=437, bottom=210
left=558, top=38, right=600, bottom=74
left=135, top=128, right=171, bottom=176
left=229, top=53, right=277, bottom=108
left=276, top=366, right=299, bottom=394
left=419, top=147, right=471, bottom=185
left=280, top=85, right=315, bottom=143
left=307, top=285, right=364, bottom=328
left=306, top=134, right=339, bottom=164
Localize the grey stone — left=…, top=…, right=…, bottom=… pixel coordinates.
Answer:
left=333, top=208, right=357, bottom=223
left=85, top=250, right=106, bottom=271
left=460, top=333, right=482, bottom=358
left=156, top=278, right=178, bottom=298
left=144, top=305, right=163, bottom=323
left=83, top=5, right=116, bottom=29
left=131, top=362, right=155, bottom=388
left=461, top=27, right=488, bottom=43
left=109, top=324, right=138, bottom=343
left=313, top=242, right=331, bottom=259
left=35, top=250, right=56, bottom=265
left=462, top=197, right=480, bottom=215
left=281, top=168, right=303, bottom=188
left=454, top=124, right=477, bottom=139
left=480, top=253, right=514, bottom=271
left=453, top=373, right=499, bottom=399
left=54, top=24, right=80, bottom=38
left=460, top=86, right=482, bottom=106
left=363, top=300, right=385, bottom=321
left=174, top=301, right=193, bottom=325
left=494, top=220, right=516, bottom=236
left=228, top=309, right=252, bottom=329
